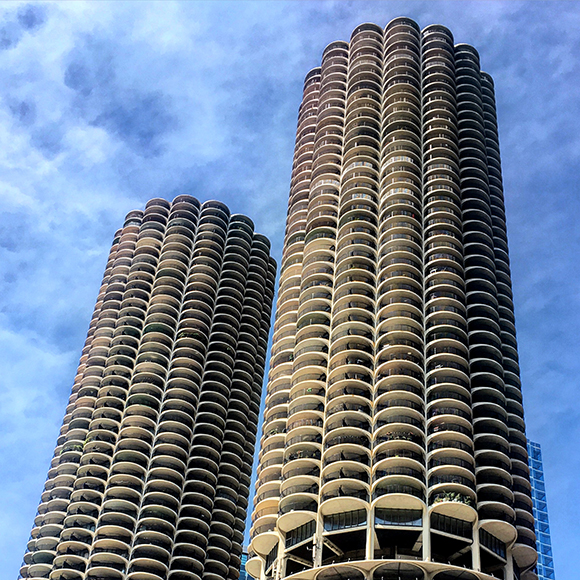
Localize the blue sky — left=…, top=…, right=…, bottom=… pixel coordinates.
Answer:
left=0, top=1, right=578, bottom=577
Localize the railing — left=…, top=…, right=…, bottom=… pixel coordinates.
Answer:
left=429, top=422, right=472, bottom=436
left=286, top=434, right=322, bottom=447
left=429, top=474, right=475, bottom=490
left=374, top=466, right=424, bottom=482
left=374, top=448, right=424, bottom=463
left=279, top=500, right=318, bottom=515
left=285, top=450, right=321, bottom=463
left=323, top=470, right=369, bottom=485
left=430, top=491, right=472, bottom=506
left=376, top=415, right=422, bottom=429
left=280, top=484, right=319, bottom=498
left=323, top=452, right=369, bottom=467
left=429, top=456, right=474, bottom=472
left=321, top=488, right=368, bottom=502
left=375, top=431, right=423, bottom=445
left=324, top=434, right=370, bottom=449
left=373, top=484, right=425, bottom=501
left=282, top=467, right=320, bottom=480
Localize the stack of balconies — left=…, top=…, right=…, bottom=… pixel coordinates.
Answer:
left=421, top=27, right=478, bottom=566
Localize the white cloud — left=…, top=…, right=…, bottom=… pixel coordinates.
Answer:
left=1, top=1, right=579, bottom=577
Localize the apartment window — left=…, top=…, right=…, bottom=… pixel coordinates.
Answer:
left=286, top=520, right=316, bottom=549
left=324, top=508, right=366, bottom=532
left=479, top=528, right=506, bottom=559
left=375, top=508, right=422, bottom=527
left=432, top=513, right=472, bottom=540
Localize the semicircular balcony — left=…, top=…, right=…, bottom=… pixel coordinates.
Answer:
left=326, top=353, right=373, bottom=394
left=251, top=499, right=279, bottom=536
left=292, top=339, right=328, bottom=370
left=68, top=483, right=102, bottom=507
left=285, top=425, right=322, bottom=452
left=132, top=532, right=172, bottom=562
left=428, top=471, right=477, bottom=524
left=373, top=223, right=405, bottom=266
left=281, top=453, right=321, bottom=488
left=478, top=498, right=518, bottom=547
left=477, top=489, right=516, bottom=543
left=373, top=427, right=425, bottom=467
left=335, top=239, right=376, bottom=272
left=51, top=548, right=89, bottom=575
left=26, top=561, right=56, bottom=578
left=374, top=343, right=424, bottom=401
left=371, top=457, right=426, bottom=508
left=375, top=385, right=424, bottom=417
left=372, top=446, right=426, bottom=492
left=125, top=555, right=167, bottom=579
left=276, top=487, right=319, bottom=537
left=428, top=441, right=476, bottom=496
left=323, top=419, right=372, bottom=458
left=383, top=66, right=421, bottom=103
left=322, top=458, right=370, bottom=489
left=283, top=439, right=322, bottom=474
left=423, top=186, right=460, bottom=217
left=100, top=495, right=138, bottom=519
left=129, top=542, right=171, bottom=575
left=104, top=487, right=141, bottom=515
left=373, top=412, right=424, bottom=455
left=116, top=420, right=153, bottom=444
left=320, top=474, right=369, bottom=512
left=511, top=529, right=538, bottom=574
left=376, top=323, right=422, bottom=360
left=322, top=433, right=371, bottom=471
left=426, top=382, right=471, bottom=419
left=473, top=416, right=510, bottom=456
left=141, top=484, right=179, bottom=513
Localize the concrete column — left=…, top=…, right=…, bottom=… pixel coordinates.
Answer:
left=471, top=524, right=481, bottom=571
left=313, top=513, right=324, bottom=567
left=366, top=506, right=374, bottom=560
left=422, top=507, right=431, bottom=562
left=505, top=549, right=515, bottom=580
left=276, top=534, right=286, bottom=580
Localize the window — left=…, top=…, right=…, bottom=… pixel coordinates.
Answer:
left=324, top=508, right=366, bottom=531
left=375, top=508, right=422, bottom=527
left=286, top=520, right=316, bottom=549
left=432, top=513, right=472, bottom=540
left=479, top=528, right=506, bottom=559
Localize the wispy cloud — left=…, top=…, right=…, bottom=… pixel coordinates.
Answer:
left=0, top=1, right=578, bottom=577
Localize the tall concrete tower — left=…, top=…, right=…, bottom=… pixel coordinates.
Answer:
left=21, top=196, right=276, bottom=580
left=249, top=18, right=537, bottom=580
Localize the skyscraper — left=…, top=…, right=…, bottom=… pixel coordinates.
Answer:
left=20, top=196, right=276, bottom=580
left=240, top=552, right=250, bottom=580
left=249, top=18, right=537, bottom=580
left=527, top=441, right=555, bottom=580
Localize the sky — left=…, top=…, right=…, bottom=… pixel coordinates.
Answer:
left=0, top=0, right=578, bottom=577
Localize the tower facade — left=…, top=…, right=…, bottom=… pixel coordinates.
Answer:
left=21, top=197, right=276, bottom=580
left=527, top=441, right=555, bottom=580
left=249, top=18, right=537, bottom=580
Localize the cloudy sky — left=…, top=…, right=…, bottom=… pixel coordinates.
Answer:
left=0, top=0, right=578, bottom=577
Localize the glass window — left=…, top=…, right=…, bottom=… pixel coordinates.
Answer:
left=479, top=528, right=506, bottom=559
left=286, top=519, right=316, bottom=549
left=323, top=508, right=366, bottom=531
left=375, top=508, right=422, bottom=527
left=432, top=513, right=472, bottom=539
